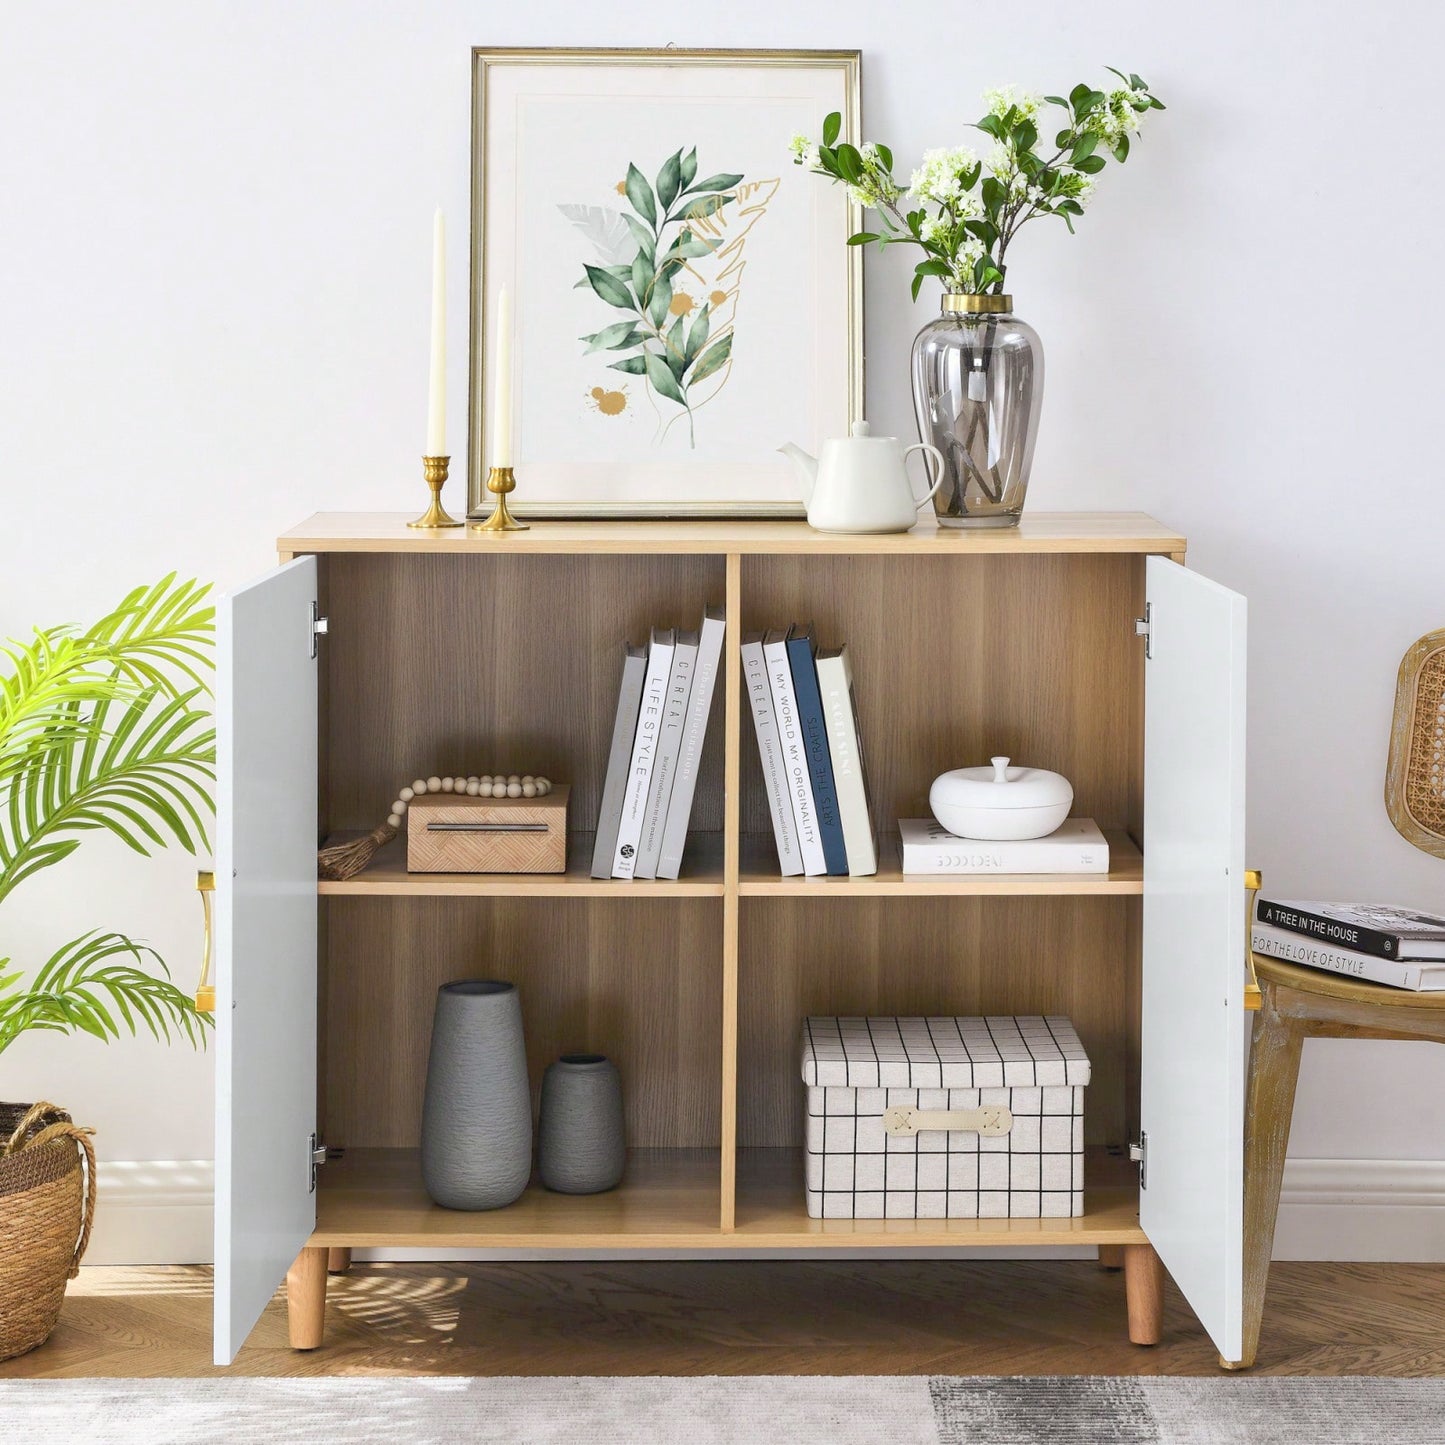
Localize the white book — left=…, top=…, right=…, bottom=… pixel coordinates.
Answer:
left=634, top=629, right=698, bottom=879
left=612, top=628, right=675, bottom=879
left=764, top=627, right=826, bottom=876
left=740, top=632, right=803, bottom=877
left=815, top=646, right=876, bottom=876
left=898, top=817, right=1111, bottom=875
left=1251, top=921, right=1445, bottom=992
left=657, top=607, right=727, bottom=881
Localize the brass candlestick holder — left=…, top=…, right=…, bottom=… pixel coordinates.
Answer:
left=471, top=465, right=529, bottom=533
left=408, top=455, right=462, bottom=528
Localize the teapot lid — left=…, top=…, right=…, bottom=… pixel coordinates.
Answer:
left=933, top=756, right=1073, bottom=811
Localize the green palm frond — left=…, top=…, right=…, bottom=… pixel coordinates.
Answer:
left=0, top=628, right=132, bottom=784
left=0, top=575, right=216, bottom=1057
left=80, top=573, right=215, bottom=696
left=0, top=931, right=212, bottom=1054
left=0, top=686, right=215, bottom=907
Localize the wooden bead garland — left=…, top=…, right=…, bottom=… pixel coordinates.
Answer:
left=317, top=770, right=554, bottom=882
left=385, top=774, right=552, bottom=828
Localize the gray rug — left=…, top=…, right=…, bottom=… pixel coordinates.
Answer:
left=2, top=1375, right=1443, bottom=1443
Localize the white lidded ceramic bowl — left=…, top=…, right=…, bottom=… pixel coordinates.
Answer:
left=929, top=756, right=1074, bottom=841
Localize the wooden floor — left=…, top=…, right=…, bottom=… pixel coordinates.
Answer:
left=4, top=1259, right=1444, bottom=1378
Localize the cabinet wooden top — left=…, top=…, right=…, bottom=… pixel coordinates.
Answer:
left=278, top=512, right=1186, bottom=558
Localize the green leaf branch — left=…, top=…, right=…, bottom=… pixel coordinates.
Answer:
left=789, top=70, right=1164, bottom=300
left=577, top=146, right=742, bottom=446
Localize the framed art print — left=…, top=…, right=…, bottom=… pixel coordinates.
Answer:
left=468, top=47, right=862, bottom=517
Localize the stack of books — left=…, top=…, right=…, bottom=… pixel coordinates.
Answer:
left=592, top=609, right=726, bottom=880
left=742, top=625, right=876, bottom=877
left=1252, top=898, right=1445, bottom=991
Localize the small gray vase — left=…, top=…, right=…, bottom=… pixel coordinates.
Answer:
left=420, top=980, right=532, bottom=1211
left=537, top=1053, right=625, bottom=1194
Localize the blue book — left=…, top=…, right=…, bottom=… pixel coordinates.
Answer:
left=785, top=625, right=849, bottom=876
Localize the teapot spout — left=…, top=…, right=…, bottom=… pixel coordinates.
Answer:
left=777, top=442, right=817, bottom=504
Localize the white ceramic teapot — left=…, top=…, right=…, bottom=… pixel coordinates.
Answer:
left=779, top=422, right=944, bottom=534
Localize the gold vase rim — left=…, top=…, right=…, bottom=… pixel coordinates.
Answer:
left=941, top=293, right=1013, bottom=314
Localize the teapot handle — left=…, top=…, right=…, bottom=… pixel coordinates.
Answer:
left=903, top=443, right=945, bottom=510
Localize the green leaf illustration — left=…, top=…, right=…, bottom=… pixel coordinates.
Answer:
left=680, top=146, right=698, bottom=190
left=647, top=269, right=673, bottom=329
left=625, top=163, right=656, bottom=227
left=664, top=228, right=720, bottom=262
left=688, top=333, right=732, bottom=385
left=584, top=264, right=635, bottom=310
left=685, top=304, right=710, bottom=366
left=644, top=350, right=686, bottom=404
left=608, top=355, right=648, bottom=375
left=581, top=321, right=645, bottom=353
left=684, top=172, right=744, bottom=195
left=664, top=316, right=688, bottom=380
left=656, top=149, right=683, bottom=211
left=624, top=215, right=656, bottom=265
left=631, top=251, right=654, bottom=310
left=678, top=194, right=733, bottom=222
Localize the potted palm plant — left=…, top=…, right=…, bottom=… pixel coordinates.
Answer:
left=0, top=575, right=215, bottom=1360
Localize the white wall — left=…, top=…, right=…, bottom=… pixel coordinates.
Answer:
left=2, top=1, right=1442, bottom=1261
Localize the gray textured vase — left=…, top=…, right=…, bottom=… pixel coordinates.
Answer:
left=537, top=1054, right=625, bottom=1194
left=420, top=980, right=532, bottom=1211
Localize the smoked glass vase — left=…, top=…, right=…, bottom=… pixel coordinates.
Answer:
left=910, top=294, right=1043, bottom=527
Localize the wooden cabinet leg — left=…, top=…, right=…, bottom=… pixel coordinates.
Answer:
left=1123, top=1243, right=1164, bottom=1345
left=1238, top=995, right=1305, bottom=1371
left=1097, top=1245, right=1124, bottom=1271
left=286, top=1246, right=328, bottom=1350
left=327, top=1247, right=353, bottom=1275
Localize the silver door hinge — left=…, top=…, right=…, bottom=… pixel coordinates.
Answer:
left=309, top=1133, right=328, bottom=1192
left=311, top=602, right=328, bottom=658
left=1134, top=604, right=1152, bottom=659
left=1130, top=1131, right=1148, bottom=1190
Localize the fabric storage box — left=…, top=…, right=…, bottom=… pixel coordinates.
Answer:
left=800, top=1016, right=1091, bottom=1220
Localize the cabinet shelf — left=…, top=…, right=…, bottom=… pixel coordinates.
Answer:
left=738, top=829, right=1142, bottom=897
left=314, top=1148, right=722, bottom=1248
left=311, top=1146, right=1144, bottom=1250
left=316, top=831, right=726, bottom=898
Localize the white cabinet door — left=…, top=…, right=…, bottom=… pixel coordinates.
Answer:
left=1140, top=555, right=1247, bottom=1363
left=214, top=557, right=319, bottom=1365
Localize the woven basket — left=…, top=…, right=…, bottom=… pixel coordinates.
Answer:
left=0, top=1101, right=97, bottom=1362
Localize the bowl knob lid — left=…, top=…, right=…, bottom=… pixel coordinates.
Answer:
left=991, top=756, right=1012, bottom=784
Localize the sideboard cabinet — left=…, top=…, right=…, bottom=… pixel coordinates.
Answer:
left=212, top=512, right=1246, bottom=1366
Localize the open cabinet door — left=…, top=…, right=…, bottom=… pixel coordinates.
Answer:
left=1140, top=555, right=1247, bottom=1363
left=214, top=557, right=319, bottom=1365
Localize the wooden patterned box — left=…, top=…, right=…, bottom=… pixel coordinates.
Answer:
left=801, top=1015, right=1091, bottom=1220
left=406, top=785, right=569, bottom=873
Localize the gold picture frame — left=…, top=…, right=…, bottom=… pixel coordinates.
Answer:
left=467, top=46, right=863, bottom=518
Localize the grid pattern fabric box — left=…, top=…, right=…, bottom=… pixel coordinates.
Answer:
left=800, top=1016, right=1091, bottom=1221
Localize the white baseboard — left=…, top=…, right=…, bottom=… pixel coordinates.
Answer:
left=80, top=1156, right=1445, bottom=1267
left=1273, top=1156, right=1445, bottom=1261
left=85, top=1159, right=215, bottom=1266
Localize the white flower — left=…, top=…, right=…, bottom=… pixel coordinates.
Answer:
left=860, top=141, right=882, bottom=165
left=1089, top=88, right=1145, bottom=146
left=908, top=145, right=979, bottom=208
left=787, top=132, right=811, bottom=160
left=982, top=85, right=1041, bottom=124
left=803, top=143, right=821, bottom=171
left=921, top=215, right=951, bottom=245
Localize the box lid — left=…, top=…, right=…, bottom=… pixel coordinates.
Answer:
left=800, top=1016, right=1091, bottom=1089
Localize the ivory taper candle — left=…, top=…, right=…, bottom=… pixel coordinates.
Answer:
left=492, top=284, right=513, bottom=467
left=426, top=208, right=446, bottom=455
